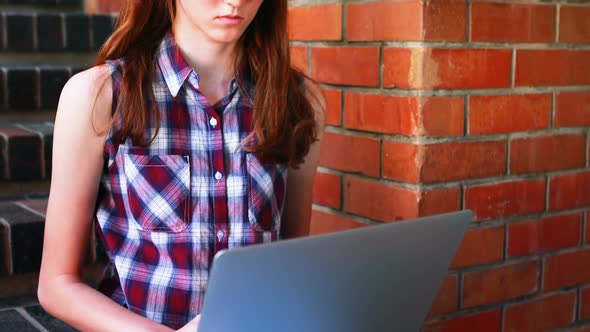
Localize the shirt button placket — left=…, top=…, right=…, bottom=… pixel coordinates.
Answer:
left=216, top=230, right=224, bottom=241
left=208, top=111, right=229, bottom=261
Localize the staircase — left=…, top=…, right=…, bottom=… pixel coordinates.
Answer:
left=0, top=0, right=114, bottom=330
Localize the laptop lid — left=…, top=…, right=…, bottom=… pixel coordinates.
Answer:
left=198, top=210, right=472, bottom=332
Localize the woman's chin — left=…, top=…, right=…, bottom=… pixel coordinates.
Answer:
left=207, top=29, right=246, bottom=45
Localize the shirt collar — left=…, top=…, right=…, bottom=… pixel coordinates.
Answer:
left=155, top=31, right=254, bottom=102
left=156, top=31, right=194, bottom=98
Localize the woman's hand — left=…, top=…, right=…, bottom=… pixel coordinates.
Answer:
left=177, top=315, right=201, bottom=332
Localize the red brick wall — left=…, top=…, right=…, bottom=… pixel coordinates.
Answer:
left=90, top=0, right=590, bottom=330
left=290, top=1, right=590, bottom=331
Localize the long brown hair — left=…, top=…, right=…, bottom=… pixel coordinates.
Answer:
left=95, top=1, right=318, bottom=168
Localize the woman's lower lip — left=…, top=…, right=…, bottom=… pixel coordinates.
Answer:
left=217, top=17, right=243, bottom=25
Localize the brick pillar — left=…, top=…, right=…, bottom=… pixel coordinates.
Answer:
left=290, top=0, right=590, bottom=330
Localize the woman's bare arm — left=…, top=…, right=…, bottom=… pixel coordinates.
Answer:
left=37, top=66, right=175, bottom=332
left=281, top=78, right=327, bottom=239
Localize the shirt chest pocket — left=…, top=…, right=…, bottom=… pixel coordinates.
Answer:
left=246, top=153, right=287, bottom=233
left=123, top=153, right=191, bottom=232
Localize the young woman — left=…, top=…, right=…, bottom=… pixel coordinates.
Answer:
left=37, top=1, right=325, bottom=331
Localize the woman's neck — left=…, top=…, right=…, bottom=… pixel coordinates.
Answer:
left=172, top=17, right=238, bottom=102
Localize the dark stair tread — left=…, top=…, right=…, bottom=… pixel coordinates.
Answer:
left=0, top=121, right=54, bottom=182
left=0, top=12, right=116, bottom=53
left=0, top=0, right=84, bottom=12
left=25, top=305, right=80, bottom=332
left=0, top=309, right=39, bottom=332
left=0, top=65, right=91, bottom=112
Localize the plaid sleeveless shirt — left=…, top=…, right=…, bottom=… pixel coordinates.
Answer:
left=94, top=32, right=287, bottom=329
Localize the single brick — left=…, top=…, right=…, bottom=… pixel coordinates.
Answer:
left=516, top=50, right=590, bottom=86
left=312, top=172, right=341, bottom=209
left=508, top=213, right=582, bottom=257
left=471, top=2, right=554, bottom=43
left=469, top=94, right=551, bottom=135
left=0, top=127, right=43, bottom=181
left=5, top=14, right=34, bottom=51
left=346, top=1, right=422, bottom=41
left=0, top=202, right=45, bottom=274
left=504, top=291, right=576, bottom=332
left=322, top=89, right=341, bottom=126
left=0, top=14, right=4, bottom=50
left=465, top=179, right=546, bottom=221
left=559, top=6, right=590, bottom=44
left=420, top=141, right=507, bottom=183
left=0, top=70, right=5, bottom=112
left=319, top=132, right=380, bottom=177
left=544, top=249, right=590, bottom=291
left=549, top=171, right=590, bottom=211
left=450, top=226, right=504, bottom=269
left=288, top=4, right=342, bottom=41
left=462, top=261, right=539, bottom=308
left=555, top=91, right=590, bottom=127
left=582, top=287, right=590, bottom=320
left=311, top=47, right=380, bottom=87
left=65, top=14, right=90, bottom=51
left=6, top=68, right=38, bottom=110
left=18, top=122, right=54, bottom=178
left=344, top=93, right=418, bottom=135
left=39, top=67, right=70, bottom=110
left=37, top=14, right=64, bottom=51
left=510, top=135, right=585, bottom=174
left=418, top=187, right=461, bottom=217
left=344, top=176, right=419, bottom=222
left=92, top=15, right=115, bottom=50
left=290, top=46, right=307, bottom=73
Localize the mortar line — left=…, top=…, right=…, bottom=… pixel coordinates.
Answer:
left=550, top=92, right=556, bottom=129
left=466, top=0, right=472, bottom=43
left=510, top=48, right=516, bottom=88
left=555, top=4, right=560, bottom=43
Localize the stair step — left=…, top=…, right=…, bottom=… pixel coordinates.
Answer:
left=0, top=53, right=94, bottom=67
left=0, top=12, right=115, bottom=53
left=0, top=199, right=106, bottom=278
left=0, top=200, right=46, bottom=275
left=0, top=309, right=41, bottom=331
left=0, top=121, right=54, bottom=182
left=0, top=65, right=91, bottom=112
left=0, top=111, right=55, bottom=122
left=0, top=0, right=84, bottom=13
left=0, top=2, right=113, bottom=287
left=0, top=183, right=50, bottom=201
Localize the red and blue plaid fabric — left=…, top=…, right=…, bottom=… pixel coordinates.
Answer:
left=95, top=32, right=288, bottom=329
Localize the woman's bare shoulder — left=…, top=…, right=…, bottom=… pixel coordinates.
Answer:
left=57, top=64, right=114, bottom=133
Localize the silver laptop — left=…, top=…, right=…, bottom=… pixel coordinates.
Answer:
left=198, top=210, right=472, bottom=332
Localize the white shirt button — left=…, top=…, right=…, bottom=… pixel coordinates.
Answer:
left=214, top=171, right=223, bottom=180
left=216, top=230, right=224, bottom=241
left=209, top=117, right=218, bottom=127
